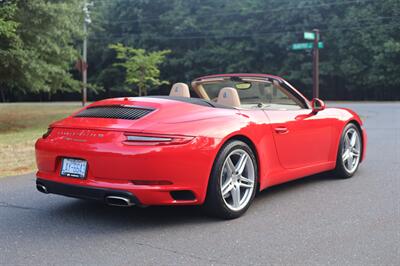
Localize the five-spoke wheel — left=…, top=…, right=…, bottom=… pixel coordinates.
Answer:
left=204, top=140, right=258, bottom=219
left=341, top=127, right=361, bottom=174
left=220, top=149, right=255, bottom=211
left=334, top=123, right=362, bottom=178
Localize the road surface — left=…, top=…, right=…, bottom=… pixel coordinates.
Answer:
left=0, top=102, right=399, bottom=265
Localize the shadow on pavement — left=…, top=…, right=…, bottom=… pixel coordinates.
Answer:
left=43, top=171, right=339, bottom=229
left=256, top=171, right=339, bottom=199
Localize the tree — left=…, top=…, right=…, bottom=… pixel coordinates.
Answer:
left=2, top=0, right=398, bottom=101
left=0, top=1, right=18, bottom=39
left=0, top=0, right=82, bottom=101
left=90, top=0, right=399, bottom=100
left=0, top=0, right=20, bottom=101
left=109, top=43, right=170, bottom=96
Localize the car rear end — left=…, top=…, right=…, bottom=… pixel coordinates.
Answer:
left=35, top=98, right=217, bottom=206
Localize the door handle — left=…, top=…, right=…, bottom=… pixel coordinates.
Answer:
left=274, top=127, right=289, bottom=134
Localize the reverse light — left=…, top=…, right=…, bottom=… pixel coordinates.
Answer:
left=42, top=128, right=53, bottom=139
left=124, top=133, right=194, bottom=146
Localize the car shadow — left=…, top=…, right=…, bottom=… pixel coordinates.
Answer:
left=45, top=171, right=340, bottom=229
left=255, top=171, right=339, bottom=199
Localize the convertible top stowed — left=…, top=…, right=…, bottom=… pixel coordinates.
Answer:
left=148, top=95, right=235, bottom=109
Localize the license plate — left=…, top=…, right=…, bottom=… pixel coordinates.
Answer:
left=60, top=158, right=87, bottom=179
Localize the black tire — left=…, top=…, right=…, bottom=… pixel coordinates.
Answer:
left=333, top=123, right=362, bottom=179
left=203, top=140, right=258, bottom=219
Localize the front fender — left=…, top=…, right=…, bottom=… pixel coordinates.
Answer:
left=330, top=107, right=367, bottom=163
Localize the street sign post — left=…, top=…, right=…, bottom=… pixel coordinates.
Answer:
left=312, top=29, right=320, bottom=98
left=291, top=30, right=322, bottom=98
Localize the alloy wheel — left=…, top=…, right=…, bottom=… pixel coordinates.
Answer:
left=220, top=149, right=256, bottom=211
left=342, top=127, right=361, bottom=173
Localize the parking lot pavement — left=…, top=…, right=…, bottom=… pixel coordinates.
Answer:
left=0, top=102, right=399, bottom=266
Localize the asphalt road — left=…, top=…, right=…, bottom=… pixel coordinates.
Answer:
left=0, top=102, right=399, bottom=266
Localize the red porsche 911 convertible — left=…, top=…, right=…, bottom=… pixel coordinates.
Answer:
left=35, top=74, right=366, bottom=219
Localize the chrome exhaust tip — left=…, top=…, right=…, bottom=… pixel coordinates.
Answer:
left=36, top=184, right=49, bottom=194
left=105, top=196, right=134, bottom=207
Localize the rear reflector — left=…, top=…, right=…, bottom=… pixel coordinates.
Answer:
left=132, top=180, right=173, bottom=186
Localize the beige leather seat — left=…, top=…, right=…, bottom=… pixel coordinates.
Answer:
left=169, top=83, right=190, bottom=97
left=217, top=87, right=241, bottom=108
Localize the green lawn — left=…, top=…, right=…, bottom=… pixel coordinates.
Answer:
left=0, top=103, right=81, bottom=177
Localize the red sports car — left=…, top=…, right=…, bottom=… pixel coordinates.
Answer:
left=35, top=74, right=366, bottom=219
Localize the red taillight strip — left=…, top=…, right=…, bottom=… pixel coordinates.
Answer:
left=124, top=133, right=194, bottom=146
left=126, top=135, right=172, bottom=142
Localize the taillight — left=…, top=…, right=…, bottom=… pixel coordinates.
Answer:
left=124, top=133, right=194, bottom=146
left=42, top=128, right=53, bottom=139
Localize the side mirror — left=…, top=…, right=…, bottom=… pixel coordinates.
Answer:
left=311, top=98, right=326, bottom=113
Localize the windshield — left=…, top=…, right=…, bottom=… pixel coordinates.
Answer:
left=193, top=78, right=303, bottom=110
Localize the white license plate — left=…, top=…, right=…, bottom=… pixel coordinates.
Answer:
left=60, top=158, right=87, bottom=179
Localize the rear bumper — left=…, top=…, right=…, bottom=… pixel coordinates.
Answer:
left=35, top=131, right=220, bottom=206
left=36, top=178, right=141, bottom=206
left=35, top=173, right=203, bottom=206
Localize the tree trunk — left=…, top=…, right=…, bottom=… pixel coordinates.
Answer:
left=0, top=87, right=5, bottom=102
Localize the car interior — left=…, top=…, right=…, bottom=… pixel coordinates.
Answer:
left=169, top=83, right=191, bottom=97
left=168, top=78, right=306, bottom=110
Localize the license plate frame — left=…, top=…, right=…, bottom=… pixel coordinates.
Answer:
left=60, top=158, right=88, bottom=179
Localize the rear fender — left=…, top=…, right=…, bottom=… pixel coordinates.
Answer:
left=212, top=122, right=281, bottom=192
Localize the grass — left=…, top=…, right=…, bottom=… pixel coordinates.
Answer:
left=0, top=103, right=81, bottom=177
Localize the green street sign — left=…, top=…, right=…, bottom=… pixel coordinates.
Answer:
left=291, top=42, right=324, bottom=50
left=304, top=32, right=316, bottom=40
left=292, top=43, right=312, bottom=50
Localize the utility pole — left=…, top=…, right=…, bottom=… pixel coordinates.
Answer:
left=312, top=29, right=320, bottom=98
left=82, top=1, right=92, bottom=106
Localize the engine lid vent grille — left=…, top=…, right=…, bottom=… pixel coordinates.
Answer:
left=74, top=105, right=155, bottom=120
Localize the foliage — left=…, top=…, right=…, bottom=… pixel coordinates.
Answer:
left=0, top=0, right=399, bottom=101
left=109, top=43, right=170, bottom=96
left=0, top=1, right=18, bottom=40
left=0, top=0, right=83, bottom=101
left=88, top=0, right=400, bottom=100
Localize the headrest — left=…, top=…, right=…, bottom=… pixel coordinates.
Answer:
left=169, top=83, right=190, bottom=97
left=217, top=87, right=240, bottom=108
